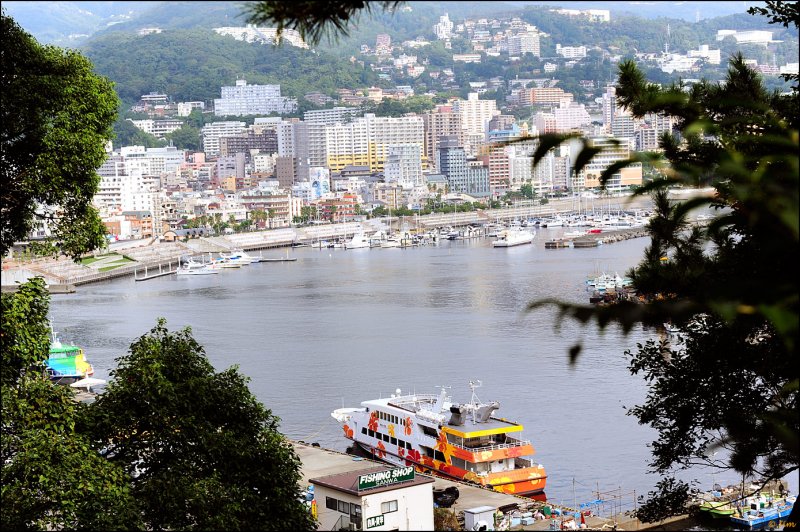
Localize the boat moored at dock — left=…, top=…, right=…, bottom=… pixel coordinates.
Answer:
left=492, top=227, right=535, bottom=248
left=47, top=328, right=95, bottom=384
left=332, top=381, right=547, bottom=496
left=729, top=493, right=795, bottom=529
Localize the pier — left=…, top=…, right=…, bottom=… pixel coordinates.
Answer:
left=545, top=228, right=650, bottom=250
left=291, top=441, right=689, bottom=530
left=133, top=259, right=180, bottom=281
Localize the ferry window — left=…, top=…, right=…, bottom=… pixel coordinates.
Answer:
left=381, top=500, right=398, bottom=514
left=326, top=497, right=338, bottom=511
left=382, top=433, right=390, bottom=442
left=421, top=425, right=438, bottom=438
left=422, top=446, right=434, bottom=458
left=405, top=441, right=412, bottom=450
left=434, top=451, right=446, bottom=462
left=390, top=437, right=397, bottom=445
left=338, top=500, right=349, bottom=514
left=362, top=428, right=367, bottom=435
left=368, top=429, right=375, bottom=437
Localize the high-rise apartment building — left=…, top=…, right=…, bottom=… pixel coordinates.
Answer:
left=384, top=144, right=423, bottom=189
left=422, top=105, right=463, bottom=171
left=201, top=121, right=247, bottom=157
left=436, top=136, right=490, bottom=197
left=323, top=114, right=424, bottom=173
left=433, top=13, right=453, bottom=40
left=576, top=137, right=642, bottom=191
left=214, top=79, right=297, bottom=116
left=507, top=32, right=540, bottom=57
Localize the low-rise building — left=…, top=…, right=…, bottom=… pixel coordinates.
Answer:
left=311, top=466, right=434, bottom=531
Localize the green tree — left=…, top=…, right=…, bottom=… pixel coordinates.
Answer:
left=113, top=118, right=166, bottom=149
left=81, top=319, right=316, bottom=531
left=1, top=12, right=119, bottom=259
left=533, top=46, right=798, bottom=526
left=1, top=278, right=142, bottom=530
left=165, top=124, right=201, bottom=151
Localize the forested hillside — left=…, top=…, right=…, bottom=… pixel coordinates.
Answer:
left=82, top=29, right=381, bottom=105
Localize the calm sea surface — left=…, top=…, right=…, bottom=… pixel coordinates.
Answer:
left=48, top=229, right=748, bottom=509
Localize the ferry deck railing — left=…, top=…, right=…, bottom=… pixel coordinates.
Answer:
left=447, top=437, right=532, bottom=453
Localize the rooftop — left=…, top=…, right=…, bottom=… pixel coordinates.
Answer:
left=310, top=465, right=434, bottom=496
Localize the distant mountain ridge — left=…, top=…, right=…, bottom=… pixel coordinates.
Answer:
left=4, top=0, right=760, bottom=46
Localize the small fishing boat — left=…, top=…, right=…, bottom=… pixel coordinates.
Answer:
left=729, top=493, right=795, bottom=529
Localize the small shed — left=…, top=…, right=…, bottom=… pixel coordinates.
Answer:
left=464, top=505, right=497, bottom=531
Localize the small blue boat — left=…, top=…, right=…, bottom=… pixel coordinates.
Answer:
left=729, top=493, right=795, bottom=529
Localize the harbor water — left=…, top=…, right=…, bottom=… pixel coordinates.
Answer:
left=47, top=229, right=748, bottom=509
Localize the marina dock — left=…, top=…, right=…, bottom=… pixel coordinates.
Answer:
left=291, top=441, right=689, bottom=530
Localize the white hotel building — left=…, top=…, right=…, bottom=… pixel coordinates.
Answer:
left=214, top=79, right=298, bottom=117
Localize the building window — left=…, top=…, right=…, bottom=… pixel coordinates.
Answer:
left=381, top=500, right=398, bottom=514
left=338, top=500, right=350, bottom=514
left=326, top=497, right=338, bottom=511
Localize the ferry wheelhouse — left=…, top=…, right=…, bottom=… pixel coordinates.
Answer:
left=332, top=382, right=547, bottom=496
left=47, top=329, right=94, bottom=384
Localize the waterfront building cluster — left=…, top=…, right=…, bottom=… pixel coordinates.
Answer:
left=19, top=8, right=796, bottom=244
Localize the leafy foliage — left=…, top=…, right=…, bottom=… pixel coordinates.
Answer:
left=1, top=12, right=119, bottom=259
left=1, top=278, right=141, bottom=530
left=0, top=278, right=50, bottom=387
left=81, top=319, right=316, bottom=531
left=526, top=30, right=799, bottom=524
left=82, top=28, right=380, bottom=106
left=113, top=118, right=166, bottom=149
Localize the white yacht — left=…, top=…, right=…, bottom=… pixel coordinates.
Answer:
left=176, top=259, right=219, bottom=275
left=492, top=227, right=535, bottom=247
left=344, top=233, right=371, bottom=249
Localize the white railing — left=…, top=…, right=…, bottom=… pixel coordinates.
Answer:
left=449, top=438, right=532, bottom=453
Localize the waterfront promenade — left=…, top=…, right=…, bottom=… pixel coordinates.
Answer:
left=1, top=196, right=654, bottom=290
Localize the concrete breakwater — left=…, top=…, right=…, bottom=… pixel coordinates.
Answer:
left=545, top=228, right=649, bottom=249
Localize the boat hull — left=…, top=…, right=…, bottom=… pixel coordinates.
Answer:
left=352, top=440, right=547, bottom=496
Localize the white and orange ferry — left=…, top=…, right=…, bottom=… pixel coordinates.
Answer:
left=332, top=381, right=547, bottom=496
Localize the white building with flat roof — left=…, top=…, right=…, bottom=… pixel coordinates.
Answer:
left=556, top=44, right=587, bottom=59
left=384, top=144, right=423, bottom=189
left=507, top=32, right=540, bottom=57
left=716, top=29, right=774, bottom=46
left=214, top=79, right=297, bottom=116
left=129, top=119, right=184, bottom=139
left=687, top=44, right=721, bottom=65
left=452, top=92, right=500, bottom=139
left=311, top=466, right=434, bottom=531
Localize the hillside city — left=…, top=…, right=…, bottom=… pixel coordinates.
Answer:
left=49, top=6, right=798, bottom=243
